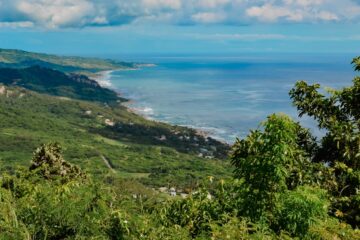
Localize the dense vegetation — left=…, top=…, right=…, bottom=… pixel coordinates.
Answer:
left=0, top=51, right=359, bottom=239
left=0, top=116, right=358, bottom=239
left=0, top=48, right=135, bottom=74
left=0, top=66, right=124, bottom=104
left=0, top=84, right=230, bottom=189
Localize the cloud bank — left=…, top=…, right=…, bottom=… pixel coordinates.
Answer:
left=0, top=0, right=359, bottom=29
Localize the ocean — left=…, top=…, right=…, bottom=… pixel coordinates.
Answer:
left=104, top=53, right=356, bottom=143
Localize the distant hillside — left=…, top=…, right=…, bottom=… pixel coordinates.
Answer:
left=0, top=86, right=231, bottom=187
left=0, top=48, right=135, bottom=74
left=0, top=48, right=231, bottom=188
left=0, top=66, right=123, bottom=103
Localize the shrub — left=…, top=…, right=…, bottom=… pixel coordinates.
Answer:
left=30, top=142, right=85, bottom=181
left=275, top=186, right=329, bottom=237
left=231, top=114, right=309, bottom=220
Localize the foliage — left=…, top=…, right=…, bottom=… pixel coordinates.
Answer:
left=209, top=217, right=278, bottom=240
left=0, top=188, right=30, bottom=239
left=289, top=58, right=360, bottom=227
left=275, top=186, right=329, bottom=237
left=352, top=57, right=360, bottom=72
left=1, top=175, right=130, bottom=239
left=1, top=50, right=360, bottom=239
left=0, top=118, right=358, bottom=240
left=0, top=146, right=236, bottom=239
left=230, top=114, right=309, bottom=220
left=308, top=217, right=360, bottom=240
left=159, top=188, right=225, bottom=237
left=154, top=177, right=357, bottom=239
left=30, top=142, right=85, bottom=181
left=157, top=179, right=275, bottom=239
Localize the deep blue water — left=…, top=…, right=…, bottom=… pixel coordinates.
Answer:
left=107, top=54, right=356, bottom=143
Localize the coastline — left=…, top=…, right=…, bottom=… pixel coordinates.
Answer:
left=93, top=64, right=149, bottom=87
left=93, top=70, right=114, bottom=88
left=92, top=68, right=230, bottom=145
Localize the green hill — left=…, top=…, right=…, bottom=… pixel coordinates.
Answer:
left=0, top=85, right=231, bottom=188
left=0, top=49, right=230, bottom=187
left=0, top=48, right=135, bottom=74
left=0, top=66, right=123, bottom=103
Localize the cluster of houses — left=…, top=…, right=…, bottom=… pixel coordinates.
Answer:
left=158, top=186, right=188, bottom=198
left=0, top=85, right=25, bottom=98
left=157, top=186, right=212, bottom=199
left=84, top=110, right=116, bottom=127
left=84, top=109, right=216, bottom=159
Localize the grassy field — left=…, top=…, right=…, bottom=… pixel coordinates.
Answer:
left=0, top=85, right=232, bottom=188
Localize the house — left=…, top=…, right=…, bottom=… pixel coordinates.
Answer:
left=104, top=119, right=115, bottom=126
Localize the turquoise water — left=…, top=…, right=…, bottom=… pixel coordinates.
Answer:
left=108, top=54, right=355, bottom=143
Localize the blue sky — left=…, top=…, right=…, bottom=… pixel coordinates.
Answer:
left=0, top=0, right=360, bottom=55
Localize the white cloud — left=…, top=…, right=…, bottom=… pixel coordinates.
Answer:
left=0, top=0, right=358, bottom=29
left=16, top=0, right=95, bottom=28
left=92, top=16, right=108, bottom=25
left=246, top=4, right=304, bottom=22
left=284, top=0, right=324, bottom=7
left=192, top=12, right=226, bottom=23
left=142, top=0, right=182, bottom=10
left=197, top=0, right=230, bottom=9
left=317, top=11, right=339, bottom=21
left=343, top=4, right=360, bottom=18
left=246, top=1, right=342, bottom=23
left=0, top=21, right=34, bottom=28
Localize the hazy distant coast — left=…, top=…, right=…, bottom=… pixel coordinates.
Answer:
left=93, top=63, right=157, bottom=88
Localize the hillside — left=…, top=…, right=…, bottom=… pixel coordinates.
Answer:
left=0, top=66, right=123, bottom=104
left=0, top=48, right=135, bottom=74
left=0, top=85, right=231, bottom=188
left=0, top=49, right=231, bottom=188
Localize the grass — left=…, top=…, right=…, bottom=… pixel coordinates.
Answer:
left=0, top=85, right=232, bottom=188
left=94, top=135, right=129, bottom=147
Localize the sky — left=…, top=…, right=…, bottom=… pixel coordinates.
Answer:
left=0, top=0, right=360, bottom=55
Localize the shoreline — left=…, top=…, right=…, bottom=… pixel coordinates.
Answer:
left=93, top=70, right=114, bottom=88
left=122, top=101, right=218, bottom=142
left=92, top=68, right=231, bottom=145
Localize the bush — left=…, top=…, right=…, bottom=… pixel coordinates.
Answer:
left=275, top=186, right=329, bottom=237
left=30, top=142, right=85, bottom=181
left=308, top=217, right=360, bottom=240
left=231, top=114, right=309, bottom=220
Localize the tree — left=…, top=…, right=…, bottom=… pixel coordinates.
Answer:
left=289, top=58, right=360, bottom=227
left=230, top=114, right=309, bottom=221
left=30, top=142, right=85, bottom=181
